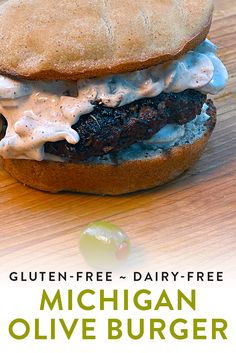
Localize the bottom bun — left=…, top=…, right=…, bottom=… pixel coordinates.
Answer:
left=2, top=103, right=216, bottom=195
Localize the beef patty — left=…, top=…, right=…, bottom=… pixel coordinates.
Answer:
left=45, top=90, right=207, bottom=161
left=0, top=90, right=207, bottom=161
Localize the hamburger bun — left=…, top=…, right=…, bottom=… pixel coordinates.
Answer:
left=0, top=0, right=213, bottom=80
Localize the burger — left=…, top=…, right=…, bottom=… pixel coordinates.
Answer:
left=0, top=0, right=228, bottom=195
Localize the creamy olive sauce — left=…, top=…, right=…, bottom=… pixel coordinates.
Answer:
left=0, top=40, right=228, bottom=161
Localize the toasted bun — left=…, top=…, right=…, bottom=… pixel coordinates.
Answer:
left=0, top=0, right=213, bottom=80
left=2, top=106, right=216, bottom=195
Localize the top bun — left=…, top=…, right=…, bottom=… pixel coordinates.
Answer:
left=0, top=0, right=213, bottom=80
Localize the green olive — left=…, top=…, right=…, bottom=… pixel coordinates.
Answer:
left=79, top=221, right=130, bottom=269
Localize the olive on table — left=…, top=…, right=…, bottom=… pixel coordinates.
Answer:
left=79, top=221, right=130, bottom=269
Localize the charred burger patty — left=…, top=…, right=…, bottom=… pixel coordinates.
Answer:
left=45, top=89, right=208, bottom=161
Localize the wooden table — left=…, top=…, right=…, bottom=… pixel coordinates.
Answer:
left=0, top=0, right=235, bottom=273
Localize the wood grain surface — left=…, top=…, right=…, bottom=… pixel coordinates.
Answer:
left=0, top=0, right=235, bottom=274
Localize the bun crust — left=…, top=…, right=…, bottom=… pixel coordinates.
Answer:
left=0, top=0, right=213, bottom=80
left=2, top=111, right=216, bottom=195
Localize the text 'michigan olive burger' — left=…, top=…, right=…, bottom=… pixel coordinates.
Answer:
left=0, top=0, right=228, bottom=195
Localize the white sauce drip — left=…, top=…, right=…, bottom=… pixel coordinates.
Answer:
left=0, top=40, right=228, bottom=161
